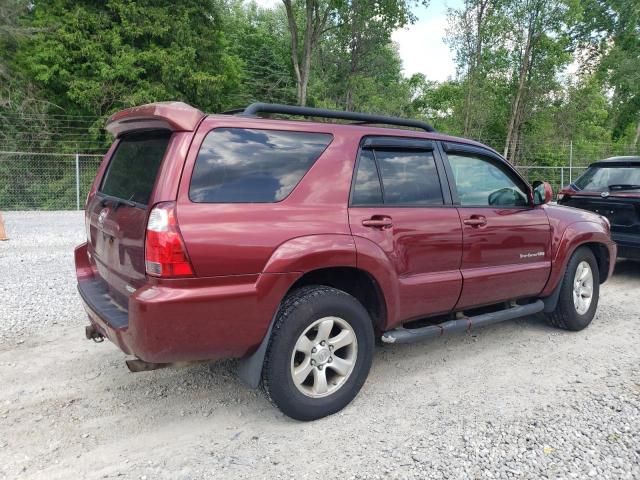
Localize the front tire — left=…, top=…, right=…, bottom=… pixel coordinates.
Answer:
left=545, top=247, right=600, bottom=331
left=261, top=285, right=374, bottom=421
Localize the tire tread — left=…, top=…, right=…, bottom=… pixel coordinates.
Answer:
left=260, top=285, right=350, bottom=408
left=544, top=247, right=599, bottom=331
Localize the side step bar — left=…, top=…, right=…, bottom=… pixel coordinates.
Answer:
left=381, top=300, right=544, bottom=344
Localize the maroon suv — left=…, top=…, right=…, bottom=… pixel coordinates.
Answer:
left=76, top=102, right=616, bottom=420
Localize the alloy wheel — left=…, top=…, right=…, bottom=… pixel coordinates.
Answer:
left=290, top=316, right=358, bottom=398
left=573, top=261, right=594, bottom=315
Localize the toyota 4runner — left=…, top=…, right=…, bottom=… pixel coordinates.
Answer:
left=75, top=102, right=616, bottom=420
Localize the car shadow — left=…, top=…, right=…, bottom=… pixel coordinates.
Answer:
left=613, top=259, right=640, bottom=280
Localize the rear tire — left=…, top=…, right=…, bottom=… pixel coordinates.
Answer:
left=545, top=247, right=599, bottom=331
left=261, top=285, right=374, bottom=421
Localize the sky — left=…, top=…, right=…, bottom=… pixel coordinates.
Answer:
left=392, top=0, right=462, bottom=81
left=252, top=0, right=462, bottom=82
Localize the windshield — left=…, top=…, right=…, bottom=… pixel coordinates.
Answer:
left=100, top=131, right=171, bottom=205
left=574, top=166, right=640, bottom=192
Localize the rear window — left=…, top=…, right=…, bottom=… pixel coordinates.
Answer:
left=100, top=131, right=171, bottom=205
left=189, top=128, right=332, bottom=203
left=575, top=166, right=640, bottom=191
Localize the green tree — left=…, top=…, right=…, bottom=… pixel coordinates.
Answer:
left=578, top=0, right=640, bottom=145
left=281, top=0, right=333, bottom=106
left=446, top=0, right=507, bottom=136
left=502, top=0, right=579, bottom=163
left=16, top=0, right=242, bottom=118
left=447, top=0, right=581, bottom=163
left=282, top=0, right=424, bottom=106
left=1, top=0, right=54, bottom=151
left=226, top=1, right=297, bottom=106
left=331, top=0, right=422, bottom=111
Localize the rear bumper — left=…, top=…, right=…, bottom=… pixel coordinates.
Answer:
left=75, top=243, right=299, bottom=363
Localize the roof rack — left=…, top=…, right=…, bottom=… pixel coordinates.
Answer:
left=238, top=102, right=436, bottom=133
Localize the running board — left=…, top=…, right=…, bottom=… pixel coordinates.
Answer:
left=381, top=300, right=544, bottom=344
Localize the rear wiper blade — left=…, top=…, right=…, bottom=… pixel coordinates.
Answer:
left=608, top=184, right=640, bottom=191
left=100, top=195, right=136, bottom=208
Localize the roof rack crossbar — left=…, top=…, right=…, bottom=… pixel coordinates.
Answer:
left=239, top=103, right=436, bottom=133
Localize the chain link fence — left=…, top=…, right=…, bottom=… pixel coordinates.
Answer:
left=515, top=165, right=589, bottom=195
left=0, top=142, right=637, bottom=210
left=0, top=151, right=103, bottom=210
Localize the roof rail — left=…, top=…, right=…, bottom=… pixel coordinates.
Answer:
left=239, top=102, right=436, bottom=133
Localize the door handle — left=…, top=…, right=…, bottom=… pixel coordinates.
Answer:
left=362, top=216, right=393, bottom=229
left=463, top=215, right=487, bottom=227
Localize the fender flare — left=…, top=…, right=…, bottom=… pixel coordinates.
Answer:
left=238, top=234, right=358, bottom=388
left=540, top=221, right=613, bottom=300
left=351, top=236, right=401, bottom=326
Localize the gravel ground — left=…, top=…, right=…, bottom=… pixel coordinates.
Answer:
left=0, top=211, right=85, bottom=342
left=0, top=211, right=639, bottom=480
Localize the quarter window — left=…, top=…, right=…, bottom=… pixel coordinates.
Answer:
left=351, top=150, right=383, bottom=205
left=352, top=148, right=444, bottom=206
left=448, top=153, right=528, bottom=207
left=190, top=128, right=332, bottom=203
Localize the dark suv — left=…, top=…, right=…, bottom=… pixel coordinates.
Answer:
left=76, top=102, right=616, bottom=420
left=558, top=156, right=640, bottom=260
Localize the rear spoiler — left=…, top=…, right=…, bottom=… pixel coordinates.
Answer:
left=106, top=102, right=205, bottom=137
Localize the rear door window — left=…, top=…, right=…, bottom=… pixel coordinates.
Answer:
left=351, top=150, right=383, bottom=205
left=99, top=131, right=171, bottom=205
left=351, top=148, right=444, bottom=205
left=190, top=128, right=332, bottom=203
left=376, top=150, right=443, bottom=205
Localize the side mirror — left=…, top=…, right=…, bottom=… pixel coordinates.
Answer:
left=532, top=181, right=553, bottom=205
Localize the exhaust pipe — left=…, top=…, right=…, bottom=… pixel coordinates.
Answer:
left=125, top=359, right=170, bottom=373
left=85, top=325, right=104, bottom=342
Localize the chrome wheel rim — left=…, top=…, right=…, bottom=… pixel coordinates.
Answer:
left=573, top=261, right=594, bottom=315
left=290, top=316, right=358, bottom=398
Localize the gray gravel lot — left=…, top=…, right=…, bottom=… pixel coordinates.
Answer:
left=0, top=211, right=638, bottom=479
left=0, top=211, right=85, bottom=342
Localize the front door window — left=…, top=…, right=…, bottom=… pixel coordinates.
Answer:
left=448, top=154, right=528, bottom=207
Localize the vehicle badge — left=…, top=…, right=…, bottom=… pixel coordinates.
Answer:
left=600, top=191, right=610, bottom=198
left=98, top=208, right=109, bottom=227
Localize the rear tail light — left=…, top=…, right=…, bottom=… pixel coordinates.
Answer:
left=145, top=202, right=194, bottom=277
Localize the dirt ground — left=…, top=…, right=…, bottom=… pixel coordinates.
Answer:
left=0, top=212, right=638, bottom=479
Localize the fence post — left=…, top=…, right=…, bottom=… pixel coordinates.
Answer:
left=569, top=141, right=573, bottom=184
left=75, top=153, right=80, bottom=210
left=561, top=167, right=564, bottom=189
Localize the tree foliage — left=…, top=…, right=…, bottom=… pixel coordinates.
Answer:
left=0, top=0, right=637, bottom=162
left=15, top=0, right=242, bottom=116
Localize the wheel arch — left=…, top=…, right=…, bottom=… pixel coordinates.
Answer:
left=541, top=221, right=615, bottom=302
left=542, top=241, right=610, bottom=312
left=286, top=266, right=388, bottom=331
left=582, top=242, right=612, bottom=284
left=238, top=265, right=387, bottom=388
